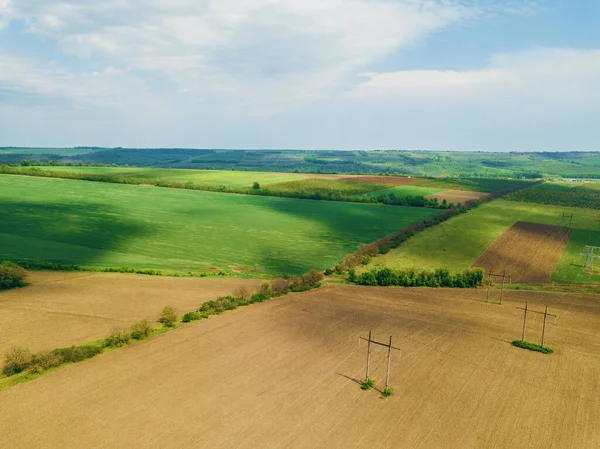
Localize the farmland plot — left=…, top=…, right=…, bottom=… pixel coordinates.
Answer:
left=0, top=272, right=260, bottom=355
left=1, top=284, right=598, bottom=448
left=472, top=222, right=571, bottom=283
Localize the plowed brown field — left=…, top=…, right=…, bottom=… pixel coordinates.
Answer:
left=426, top=189, right=489, bottom=205
left=473, top=221, right=572, bottom=283
left=1, top=284, right=598, bottom=448
left=0, top=272, right=260, bottom=355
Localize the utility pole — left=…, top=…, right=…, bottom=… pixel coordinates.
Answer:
left=360, top=331, right=401, bottom=391
left=365, top=330, right=372, bottom=382
left=485, top=268, right=511, bottom=304
left=516, top=303, right=556, bottom=347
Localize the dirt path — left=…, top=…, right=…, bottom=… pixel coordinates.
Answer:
left=472, top=221, right=572, bottom=283
left=0, top=272, right=260, bottom=354
left=1, top=284, right=598, bottom=448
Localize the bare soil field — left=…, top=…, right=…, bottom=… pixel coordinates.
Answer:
left=0, top=272, right=260, bottom=355
left=343, top=175, right=421, bottom=185
left=426, top=189, right=489, bottom=205
left=1, top=284, right=598, bottom=448
left=472, top=221, right=572, bottom=283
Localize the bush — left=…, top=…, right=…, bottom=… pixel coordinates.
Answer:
left=104, top=330, right=131, bottom=347
left=181, top=311, right=202, bottom=322
left=259, top=281, right=273, bottom=298
left=159, top=305, right=178, bottom=327
left=250, top=292, right=267, bottom=303
left=324, top=268, right=333, bottom=275
left=271, top=278, right=290, bottom=296
left=511, top=340, right=554, bottom=354
left=0, top=261, right=27, bottom=290
left=3, top=347, right=33, bottom=376
left=302, top=269, right=324, bottom=287
left=52, top=345, right=102, bottom=363
left=130, top=320, right=153, bottom=340
left=357, top=271, right=377, bottom=286
left=30, top=350, right=61, bottom=371
left=233, top=285, right=250, bottom=301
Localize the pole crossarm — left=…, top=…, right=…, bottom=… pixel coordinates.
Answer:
left=359, top=336, right=401, bottom=351
left=515, top=306, right=556, bottom=317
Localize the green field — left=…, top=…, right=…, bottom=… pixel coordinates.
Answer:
left=361, top=199, right=600, bottom=284
left=506, top=182, right=600, bottom=210
left=0, top=175, right=438, bottom=275
left=264, top=178, right=393, bottom=196
left=30, top=166, right=314, bottom=187
left=366, top=185, right=444, bottom=198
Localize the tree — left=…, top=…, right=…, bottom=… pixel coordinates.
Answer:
left=20, top=159, right=31, bottom=166
left=252, top=182, right=260, bottom=190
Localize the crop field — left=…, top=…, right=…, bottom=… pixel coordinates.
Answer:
left=0, top=175, right=438, bottom=274
left=414, top=177, right=531, bottom=193
left=472, top=222, right=571, bottom=283
left=1, top=284, right=598, bottom=448
left=507, top=182, right=600, bottom=209
left=366, top=185, right=444, bottom=198
left=263, top=178, right=394, bottom=196
left=27, top=166, right=318, bottom=187
left=363, top=199, right=600, bottom=284
left=0, top=272, right=260, bottom=356
left=425, top=189, right=489, bottom=205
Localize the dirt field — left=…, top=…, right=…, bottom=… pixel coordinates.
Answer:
left=342, top=175, right=422, bottom=185
left=0, top=272, right=260, bottom=355
left=1, top=284, right=598, bottom=448
left=426, top=189, right=489, bottom=205
left=472, top=221, right=572, bottom=283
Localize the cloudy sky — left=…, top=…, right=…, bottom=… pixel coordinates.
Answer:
left=1, top=0, right=599, bottom=150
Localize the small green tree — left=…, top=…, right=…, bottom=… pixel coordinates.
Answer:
left=159, top=305, right=178, bottom=327
left=252, top=182, right=260, bottom=190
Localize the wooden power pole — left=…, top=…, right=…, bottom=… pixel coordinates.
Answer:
left=360, top=331, right=401, bottom=392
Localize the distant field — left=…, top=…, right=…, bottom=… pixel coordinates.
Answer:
left=0, top=148, right=91, bottom=156
left=264, top=178, right=394, bottom=196
left=32, top=166, right=315, bottom=187
left=0, top=175, right=438, bottom=274
left=362, top=199, right=600, bottom=284
left=366, top=185, right=444, bottom=198
left=507, top=182, right=600, bottom=209
left=415, top=178, right=531, bottom=193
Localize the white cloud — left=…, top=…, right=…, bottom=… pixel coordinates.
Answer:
left=2, top=0, right=474, bottom=109
left=345, top=48, right=600, bottom=108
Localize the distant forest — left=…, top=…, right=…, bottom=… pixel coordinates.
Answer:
left=1, top=148, right=599, bottom=178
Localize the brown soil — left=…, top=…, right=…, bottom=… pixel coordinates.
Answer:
left=472, top=221, right=572, bottom=283
left=0, top=272, right=260, bottom=355
left=341, top=175, right=423, bottom=185
left=1, top=284, right=598, bottom=448
left=426, top=189, right=489, bottom=204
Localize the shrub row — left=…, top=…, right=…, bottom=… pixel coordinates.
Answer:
left=351, top=268, right=484, bottom=288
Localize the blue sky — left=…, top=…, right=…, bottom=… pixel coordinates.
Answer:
left=1, top=0, right=599, bottom=151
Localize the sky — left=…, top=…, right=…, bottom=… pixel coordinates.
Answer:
left=1, top=0, right=599, bottom=151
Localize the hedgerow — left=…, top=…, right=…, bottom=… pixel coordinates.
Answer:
left=354, top=268, right=484, bottom=288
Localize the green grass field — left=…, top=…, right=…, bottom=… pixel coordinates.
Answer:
left=30, top=166, right=313, bottom=187
left=361, top=199, right=600, bottom=284
left=0, top=175, right=438, bottom=275
left=264, top=178, right=393, bottom=196
left=366, top=185, right=444, bottom=198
